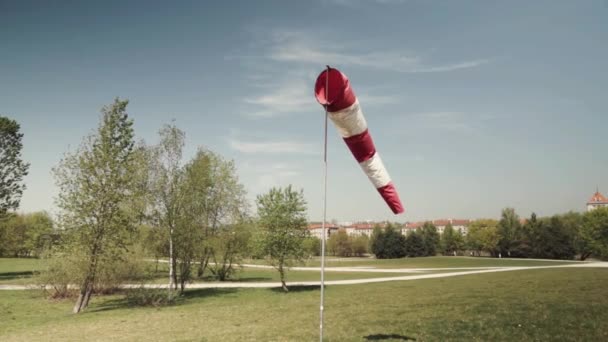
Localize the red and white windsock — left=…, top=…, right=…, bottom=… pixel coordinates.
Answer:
left=314, top=67, right=404, bottom=215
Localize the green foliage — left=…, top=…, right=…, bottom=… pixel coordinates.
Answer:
left=581, top=207, right=608, bottom=260
left=404, top=230, right=426, bottom=257
left=369, top=226, right=383, bottom=254
left=255, top=185, right=308, bottom=291
left=467, top=219, right=499, bottom=256
left=372, top=224, right=406, bottom=259
left=38, top=245, right=148, bottom=299
left=351, top=235, right=369, bottom=257
left=536, top=215, right=576, bottom=260
left=497, top=208, right=521, bottom=257
left=0, top=116, right=30, bottom=216
left=420, top=222, right=440, bottom=256
left=440, top=223, right=464, bottom=255
left=302, top=236, right=321, bottom=257
left=52, top=98, right=142, bottom=312
left=327, top=229, right=352, bottom=257
left=0, top=211, right=54, bottom=257
left=208, top=223, right=251, bottom=281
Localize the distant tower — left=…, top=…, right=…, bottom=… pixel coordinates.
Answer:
left=587, top=188, right=608, bottom=212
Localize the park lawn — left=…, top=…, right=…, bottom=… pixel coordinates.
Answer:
left=1, top=268, right=607, bottom=341
left=298, top=256, right=579, bottom=268
left=144, top=265, right=416, bottom=284
left=0, top=258, right=44, bottom=285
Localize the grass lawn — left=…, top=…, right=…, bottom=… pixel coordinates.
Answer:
left=0, top=258, right=43, bottom=285
left=245, top=256, right=579, bottom=268
left=144, top=266, right=412, bottom=284
left=1, top=268, right=607, bottom=341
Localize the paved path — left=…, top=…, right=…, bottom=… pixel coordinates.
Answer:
left=2, top=262, right=606, bottom=291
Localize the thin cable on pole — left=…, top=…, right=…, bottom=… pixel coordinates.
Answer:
left=319, top=65, right=330, bottom=342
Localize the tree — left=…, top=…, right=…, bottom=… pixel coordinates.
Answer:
left=0, top=116, right=30, bottom=217
left=466, top=219, right=499, bottom=257
left=404, top=230, right=426, bottom=257
left=148, top=124, right=185, bottom=291
left=188, top=149, right=248, bottom=278
left=207, top=222, right=251, bottom=281
left=255, top=185, right=308, bottom=292
left=420, top=222, right=440, bottom=256
left=497, top=208, right=521, bottom=257
left=559, top=211, right=590, bottom=260
left=302, top=236, right=321, bottom=257
left=513, top=213, right=538, bottom=258
left=535, top=215, right=576, bottom=260
left=351, top=235, right=369, bottom=257
left=328, top=229, right=352, bottom=257
left=372, top=224, right=406, bottom=259
left=581, top=207, right=608, bottom=260
left=441, top=223, right=465, bottom=256
left=53, top=98, right=140, bottom=313
left=0, top=211, right=54, bottom=257
left=369, top=225, right=383, bottom=254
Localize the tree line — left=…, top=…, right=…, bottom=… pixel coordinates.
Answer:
left=367, top=207, right=608, bottom=261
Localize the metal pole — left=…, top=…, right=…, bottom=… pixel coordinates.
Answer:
left=319, top=65, right=330, bottom=342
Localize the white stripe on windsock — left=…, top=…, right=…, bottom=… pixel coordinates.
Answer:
left=327, top=101, right=367, bottom=138
left=359, top=153, right=392, bottom=188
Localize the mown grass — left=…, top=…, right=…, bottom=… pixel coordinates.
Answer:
left=144, top=266, right=411, bottom=284
left=1, top=268, right=607, bottom=341
left=0, top=258, right=43, bottom=285
left=245, top=256, right=578, bottom=268
left=0, top=258, right=414, bottom=286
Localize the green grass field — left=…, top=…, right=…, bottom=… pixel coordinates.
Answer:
left=6, top=256, right=552, bottom=286
left=245, top=256, right=578, bottom=268
left=0, top=258, right=43, bottom=285
left=1, top=268, right=607, bottom=341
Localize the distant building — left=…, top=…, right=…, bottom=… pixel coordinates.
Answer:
left=307, top=223, right=339, bottom=239
left=587, top=189, right=608, bottom=212
left=402, top=219, right=471, bottom=235
left=343, top=222, right=386, bottom=238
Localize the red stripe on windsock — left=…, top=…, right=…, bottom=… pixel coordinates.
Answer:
left=343, top=129, right=376, bottom=163
left=314, top=68, right=357, bottom=112
left=377, top=182, right=405, bottom=214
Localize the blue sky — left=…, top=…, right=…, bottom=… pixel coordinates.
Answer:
left=2, top=0, right=607, bottom=222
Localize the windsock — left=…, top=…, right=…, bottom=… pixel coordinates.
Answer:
left=314, top=67, right=404, bottom=214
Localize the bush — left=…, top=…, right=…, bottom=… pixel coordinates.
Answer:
left=125, top=287, right=178, bottom=307
left=38, top=246, right=148, bottom=298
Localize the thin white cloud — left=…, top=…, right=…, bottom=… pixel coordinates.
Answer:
left=230, top=138, right=318, bottom=154
left=267, top=30, right=489, bottom=73
left=243, top=80, right=314, bottom=117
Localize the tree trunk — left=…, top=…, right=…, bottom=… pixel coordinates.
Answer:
left=168, top=227, right=175, bottom=291
left=73, top=279, right=93, bottom=313
left=278, top=263, right=288, bottom=292
left=73, top=244, right=99, bottom=314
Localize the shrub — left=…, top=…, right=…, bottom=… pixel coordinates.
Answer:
left=125, top=287, right=178, bottom=307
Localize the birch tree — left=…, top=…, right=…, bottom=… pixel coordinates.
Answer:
left=148, top=124, right=185, bottom=291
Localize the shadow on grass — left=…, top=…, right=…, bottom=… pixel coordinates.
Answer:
left=86, top=288, right=239, bottom=314
left=227, top=277, right=273, bottom=282
left=269, top=285, right=320, bottom=293
left=364, top=333, right=416, bottom=341
left=0, top=271, right=35, bottom=280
